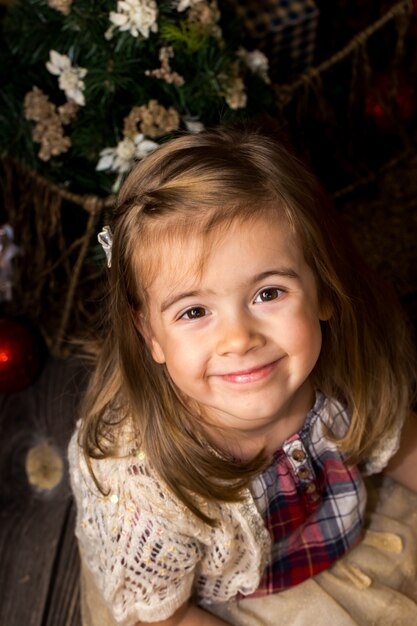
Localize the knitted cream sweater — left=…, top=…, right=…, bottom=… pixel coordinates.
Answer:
left=68, top=397, right=400, bottom=626
left=68, top=426, right=270, bottom=624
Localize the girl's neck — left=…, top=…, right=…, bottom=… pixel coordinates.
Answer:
left=203, top=386, right=315, bottom=463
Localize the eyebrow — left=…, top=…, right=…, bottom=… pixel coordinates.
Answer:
left=160, top=268, right=299, bottom=313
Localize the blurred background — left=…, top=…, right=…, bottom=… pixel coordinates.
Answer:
left=0, top=1, right=416, bottom=625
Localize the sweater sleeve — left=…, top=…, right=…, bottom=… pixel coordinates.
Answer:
left=68, top=429, right=203, bottom=625
left=361, top=424, right=402, bottom=476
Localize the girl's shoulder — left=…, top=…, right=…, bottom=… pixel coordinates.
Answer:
left=68, top=420, right=196, bottom=528
left=361, top=427, right=403, bottom=476
left=307, top=392, right=403, bottom=475
left=302, top=392, right=350, bottom=438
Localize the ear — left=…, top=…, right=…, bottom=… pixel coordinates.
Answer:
left=319, top=298, right=333, bottom=322
left=132, top=311, right=166, bottom=364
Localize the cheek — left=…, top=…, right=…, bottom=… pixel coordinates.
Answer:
left=287, top=314, right=322, bottom=356
left=164, top=343, right=208, bottom=386
left=164, top=342, right=195, bottom=373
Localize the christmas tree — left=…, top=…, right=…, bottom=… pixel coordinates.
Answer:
left=0, top=0, right=274, bottom=196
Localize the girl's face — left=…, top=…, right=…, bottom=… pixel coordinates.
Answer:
left=139, top=215, right=330, bottom=453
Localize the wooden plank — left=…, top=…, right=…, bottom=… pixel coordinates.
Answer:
left=0, top=355, right=88, bottom=626
left=43, top=501, right=81, bottom=626
left=0, top=495, right=69, bottom=626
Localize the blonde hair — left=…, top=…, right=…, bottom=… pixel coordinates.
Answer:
left=80, top=125, right=416, bottom=524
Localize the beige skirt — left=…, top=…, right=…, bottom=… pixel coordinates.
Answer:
left=80, top=477, right=417, bottom=626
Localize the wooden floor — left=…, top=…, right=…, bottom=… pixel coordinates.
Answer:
left=0, top=356, right=90, bottom=626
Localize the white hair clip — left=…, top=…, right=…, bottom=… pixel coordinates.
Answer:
left=98, top=225, right=113, bottom=268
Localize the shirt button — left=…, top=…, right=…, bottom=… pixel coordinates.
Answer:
left=305, top=482, right=316, bottom=494
left=291, top=448, right=306, bottom=462
left=297, top=466, right=310, bottom=480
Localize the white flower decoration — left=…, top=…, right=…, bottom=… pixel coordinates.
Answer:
left=183, top=116, right=205, bottom=133
left=46, top=50, right=87, bottom=106
left=175, top=0, right=203, bottom=11
left=109, top=0, right=158, bottom=38
left=224, top=76, right=247, bottom=110
left=96, top=134, right=159, bottom=174
left=238, top=48, right=270, bottom=84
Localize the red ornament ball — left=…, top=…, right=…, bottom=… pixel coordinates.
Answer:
left=0, top=318, right=44, bottom=394
left=365, top=73, right=415, bottom=131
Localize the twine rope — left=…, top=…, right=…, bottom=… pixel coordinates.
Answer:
left=53, top=198, right=101, bottom=352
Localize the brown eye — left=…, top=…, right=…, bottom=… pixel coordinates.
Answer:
left=255, top=288, right=282, bottom=303
left=181, top=307, right=207, bottom=320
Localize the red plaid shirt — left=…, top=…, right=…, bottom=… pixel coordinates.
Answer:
left=248, top=393, right=366, bottom=594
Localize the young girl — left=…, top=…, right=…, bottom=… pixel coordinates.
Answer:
left=69, top=126, right=417, bottom=626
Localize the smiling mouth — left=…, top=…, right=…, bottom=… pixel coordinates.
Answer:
left=218, top=359, right=281, bottom=384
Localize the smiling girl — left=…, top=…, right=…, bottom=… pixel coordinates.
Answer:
left=69, top=126, right=417, bottom=626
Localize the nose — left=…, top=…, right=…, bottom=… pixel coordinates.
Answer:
left=215, top=311, right=265, bottom=356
